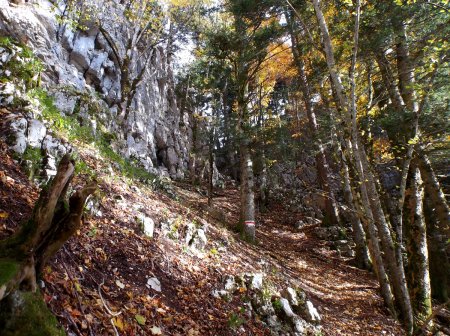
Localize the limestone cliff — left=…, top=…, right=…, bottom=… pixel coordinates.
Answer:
left=0, top=0, right=191, bottom=178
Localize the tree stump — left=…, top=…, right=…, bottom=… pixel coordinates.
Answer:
left=0, top=155, right=96, bottom=335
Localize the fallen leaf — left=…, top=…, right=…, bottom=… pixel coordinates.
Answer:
left=113, top=317, right=124, bottom=331
left=74, top=281, right=82, bottom=292
left=0, top=211, right=9, bottom=219
left=81, top=320, right=88, bottom=329
left=135, top=314, right=146, bottom=325
left=150, top=326, right=162, bottom=335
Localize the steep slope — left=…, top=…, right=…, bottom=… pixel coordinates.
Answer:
left=0, top=138, right=403, bottom=335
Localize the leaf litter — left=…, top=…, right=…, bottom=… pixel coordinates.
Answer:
left=0, top=140, right=403, bottom=335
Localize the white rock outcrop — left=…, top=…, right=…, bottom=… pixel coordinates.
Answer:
left=0, top=0, right=191, bottom=178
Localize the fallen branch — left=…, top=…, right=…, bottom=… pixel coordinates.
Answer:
left=417, top=300, right=450, bottom=335
left=98, top=280, right=122, bottom=317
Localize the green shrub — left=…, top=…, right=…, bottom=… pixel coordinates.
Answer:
left=0, top=37, right=43, bottom=89
left=21, top=147, right=43, bottom=180
left=227, top=312, right=245, bottom=329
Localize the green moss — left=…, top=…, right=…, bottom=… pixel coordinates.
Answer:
left=0, top=291, right=66, bottom=336
left=0, top=259, right=18, bottom=286
left=272, top=298, right=282, bottom=313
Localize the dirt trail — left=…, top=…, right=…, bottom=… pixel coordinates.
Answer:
left=214, top=187, right=403, bottom=336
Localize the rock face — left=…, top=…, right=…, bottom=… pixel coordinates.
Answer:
left=0, top=0, right=191, bottom=178
left=267, top=160, right=340, bottom=223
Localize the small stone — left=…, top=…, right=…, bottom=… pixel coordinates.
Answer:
left=294, top=220, right=305, bottom=229
left=251, top=273, right=263, bottom=290
left=197, top=228, right=207, bottom=245
left=293, top=316, right=308, bottom=333
left=281, top=287, right=298, bottom=306
left=141, top=216, right=155, bottom=237
left=224, top=276, right=236, bottom=292
left=280, top=298, right=295, bottom=317
left=305, top=300, right=321, bottom=323
left=146, top=277, right=161, bottom=292
left=27, top=119, right=46, bottom=148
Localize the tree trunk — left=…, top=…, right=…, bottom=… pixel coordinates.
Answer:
left=358, top=140, right=413, bottom=332
left=0, top=156, right=96, bottom=292
left=239, top=139, right=256, bottom=242
left=338, top=140, right=371, bottom=270
left=426, top=199, right=450, bottom=302
left=0, top=156, right=95, bottom=335
left=259, top=150, right=268, bottom=213
left=208, top=135, right=215, bottom=207
left=406, top=162, right=432, bottom=327
left=346, top=138, right=395, bottom=314
left=417, top=151, right=450, bottom=241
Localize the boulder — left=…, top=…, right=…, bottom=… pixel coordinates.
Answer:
left=250, top=273, right=263, bottom=290
left=196, top=228, right=207, bottom=249
left=281, top=287, right=298, bottom=306
left=26, top=119, right=46, bottom=148
left=9, top=117, right=27, bottom=154
left=42, top=135, right=67, bottom=158
left=70, top=35, right=95, bottom=71
left=280, top=298, right=296, bottom=318
left=184, top=222, right=196, bottom=245
left=52, top=91, right=76, bottom=115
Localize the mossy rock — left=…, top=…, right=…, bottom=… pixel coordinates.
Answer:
left=0, top=290, right=66, bottom=336
left=0, top=259, right=19, bottom=287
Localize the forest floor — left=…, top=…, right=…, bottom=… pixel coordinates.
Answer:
left=0, top=140, right=403, bottom=335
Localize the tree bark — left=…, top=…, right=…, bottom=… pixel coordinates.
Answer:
left=0, top=155, right=96, bottom=301
left=338, top=140, right=371, bottom=270
left=406, top=162, right=432, bottom=326
left=417, top=151, right=450, bottom=242
left=239, top=138, right=256, bottom=242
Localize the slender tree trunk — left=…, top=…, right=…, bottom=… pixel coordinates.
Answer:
left=426, top=200, right=450, bottom=302
left=417, top=151, right=450, bottom=241
left=259, top=151, right=267, bottom=212
left=322, top=89, right=371, bottom=270
left=392, top=17, right=418, bottom=115
left=338, top=140, right=371, bottom=269
left=239, top=138, right=256, bottom=242
left=359, top=143, right=413, bottom=331
left=236, top=74, right=256, bottom=241
left=406, top=161, right=432, bottom=327
left=329, top=72, right=394, bottom=313
left=346, top=138, right=395, bottom=314
left=208, top=124, right=215, bottom=206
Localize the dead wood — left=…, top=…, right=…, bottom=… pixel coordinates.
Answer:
left=0, top=154, right=96, bottom=301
